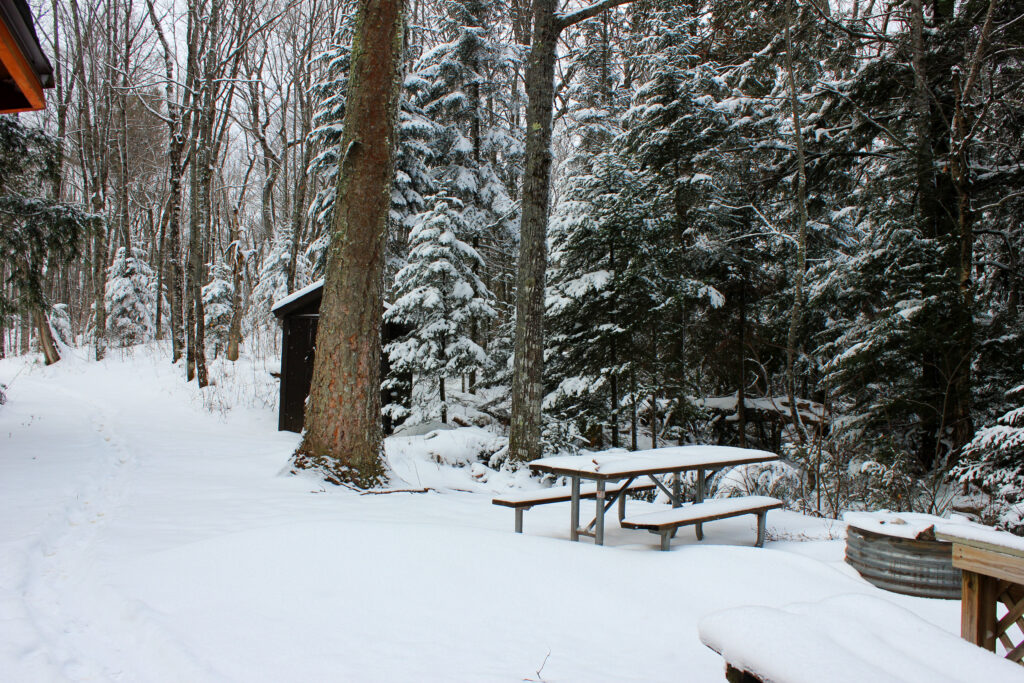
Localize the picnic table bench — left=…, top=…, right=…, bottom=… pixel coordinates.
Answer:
left=492, top=479, right=656, bottom=533
left=699, top=594, right=1024, bottom=682
left=621, top=496, right=782, bottom=550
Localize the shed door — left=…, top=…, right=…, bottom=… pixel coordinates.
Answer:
left=280, top=316, right=318, bottom=432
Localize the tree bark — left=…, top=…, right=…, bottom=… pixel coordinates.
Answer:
left=508, top=0, right=637, bottom=461
left=293, top=0, right=406, bottom=488
left=509, top=0, right=559, bottom=463
left=737, top=266, right=747, bottom=449
left=33, top=310, right=61, bottom=365
left=226, top=206, right=244, bottom=361
left=783, top=0, right=809, bottom=444
left=146, top=0, right=187, bottom=363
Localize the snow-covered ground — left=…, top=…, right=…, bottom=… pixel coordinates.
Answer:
left=0, top=345, right=984, bottom=682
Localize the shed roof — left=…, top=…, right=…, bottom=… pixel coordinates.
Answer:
left=271, top=279, right=324, bottom=318
left=271, top=279, right=391, bottom=318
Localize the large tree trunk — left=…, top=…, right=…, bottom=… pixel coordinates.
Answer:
left=154, top=204, right=167, bottom=339
left=509, top=0, right=559, bottom=463
left=737, top=266, right=747, bottom=449
left=293, top=0, right=406, bottom=488
left=910, top=0, right=973, bottom=468
left=783, top=0, right=809, bottom=444
left=507, top=0, right=636, bottom=461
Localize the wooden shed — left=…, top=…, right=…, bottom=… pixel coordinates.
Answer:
left=271, top=279, right=409, bottom=434
left=0, top=0, right=53, bottom=113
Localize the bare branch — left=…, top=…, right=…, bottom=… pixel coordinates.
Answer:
left=556, top=0, right=635, bottom=31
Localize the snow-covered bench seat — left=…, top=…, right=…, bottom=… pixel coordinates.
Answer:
left=620, top=496, right=782, bottom=550
left=698, top=594, right=1024, bottom=683
left=493, top=480, right=656, bottom=533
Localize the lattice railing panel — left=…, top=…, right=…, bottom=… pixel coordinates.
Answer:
left=996, top=581, right=1024, bottom=664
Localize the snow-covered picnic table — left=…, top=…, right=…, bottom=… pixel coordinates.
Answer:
left=527, top=445, right=780, bottom=547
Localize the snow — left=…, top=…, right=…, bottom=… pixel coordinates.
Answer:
left=844, top=510, right=999, bottom=542
left=533, top=445, right=779, bottom=477
left=623, top=496, right=780, bottom=526
left=0, top=346, right=986, bottom=682
left=699, top=594, right=1024, bottom=683
left=693, top=394, right=827, bottom=425
left=935, top=524, right=1024, bottom=555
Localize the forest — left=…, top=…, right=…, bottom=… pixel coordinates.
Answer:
left=2, top=0, right=1023, bottom=530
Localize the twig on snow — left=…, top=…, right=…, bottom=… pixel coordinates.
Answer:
left=523, top=648, right=551, bottom=682
left=359, top=487, right=434, bottom=496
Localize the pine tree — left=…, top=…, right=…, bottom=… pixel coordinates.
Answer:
left=105, top=247, right=157, bottom=347
left=415, top=0, right=521, bottom=242
left=0, top=118, right=89, bottom=364
left=251, top=237, right=311, bottom=323
left=384, top=197, right=495, bottom=423
left=203, top=269, right=234, bottom=357
left=955, top=386, right=1024, bottom=533
left=615, top=1, right=785, bottom=447
left=412, top=0, right=523, bottom=396
left=817, top=0, right=1014, bottom=471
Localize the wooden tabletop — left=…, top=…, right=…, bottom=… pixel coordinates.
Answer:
left=529, top=445, right=779, bottom=481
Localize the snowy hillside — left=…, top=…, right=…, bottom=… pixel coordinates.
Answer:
left=0, top=347, right=980, bottom=681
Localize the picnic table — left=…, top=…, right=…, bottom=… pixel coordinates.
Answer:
left=527, top=445, right=781, bottom=547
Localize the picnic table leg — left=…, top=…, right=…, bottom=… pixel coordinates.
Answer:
left=595, top=480, right=606, bottom=546
left=695, top=469, right=705, bottom=541
left=755, top=511, right=767, bottom=547
left=616, top=476, right=636, bottom=522
left=515, top=508, right=524, bottom=534
left=672, top=473, right=681, bottom=508
left=570, top=476, right=580, bottom=542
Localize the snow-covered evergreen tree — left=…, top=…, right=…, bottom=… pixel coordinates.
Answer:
left=49, top=303, right=73, bottom=347
left=0, top=117, right=88, bottom=364
left=104, top=247, right=156, bottom=347
left=384, top=197, right=495, bottom=423
left=414, top=0, right=521, bottom=243
left=203, top=268, right=234, bottom=357
left=250, top=237, right=311, bottom=324
left=410, top=1, right=523, bottom=393
left=955, top=386, right=1024, bottom=533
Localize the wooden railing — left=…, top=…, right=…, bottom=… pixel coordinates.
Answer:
left=937, top=530, right=1024, bottom=664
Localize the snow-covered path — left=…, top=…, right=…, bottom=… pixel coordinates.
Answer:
left=1, top=349, right=966, bottom=682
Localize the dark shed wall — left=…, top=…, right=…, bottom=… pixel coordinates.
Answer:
left=279, top=314, right=319, bottom=432
left=274, top=284, right=408, bottom=434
